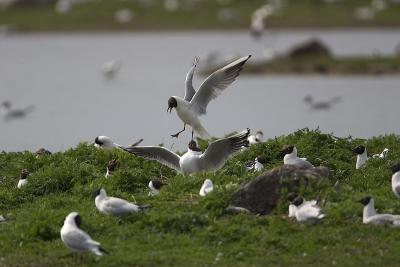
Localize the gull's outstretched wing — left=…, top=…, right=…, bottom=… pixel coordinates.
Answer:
left=184, top=56, right=199, bottom=102
left=198, top=129, right=250, bottom=171
left=122, top=146, right=181, bottom=173
left=190, top=55, right=251, bottom=116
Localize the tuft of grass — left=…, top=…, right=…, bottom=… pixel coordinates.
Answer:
left=1, top=129, right=400, bottom=266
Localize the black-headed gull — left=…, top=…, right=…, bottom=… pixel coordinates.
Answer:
left=287, top=192, right=318, bottom=218
left=105, top=159, right=118, bottom=178
left=17, top=169, right=29, bottom=189
left=167, top=55, right=251, bottom=139
left=281, top=146, right=314, bottom=168
left=199, top=179, right=214, bottom=196
left=94, top=188, right=149, bottom=216
left=245, top=156, right=266, bottom=172
left=353, top=145, right=368, bottom=169
left=94, top=136, right=142, bottom=150
left=247, top=130, right=264, bottom=145
left=148, top=180, right=165, bottom=196
left=60, top=212, right=108, bottom=256
left=122, top=129, right=250, bottom=175
left=391, top=163, right=400, bottom=198
left=358, top=196, right=400, bottom=226
left=290, top=196, right=325, bottom=222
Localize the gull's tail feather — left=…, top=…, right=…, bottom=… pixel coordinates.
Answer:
left=193, top=124, right=211, bottom=140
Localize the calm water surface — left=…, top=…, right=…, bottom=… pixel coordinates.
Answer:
left=0, top=30, right=399, bottom=151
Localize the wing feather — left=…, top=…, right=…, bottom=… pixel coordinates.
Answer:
left=190, top=55, right=251, bottom=116
left=184, top=56, right=199, bottom=102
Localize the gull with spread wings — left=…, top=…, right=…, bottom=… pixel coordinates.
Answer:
left=122, top=129, right=250, bottom=175
left=167, top=55, right=252, bottom=139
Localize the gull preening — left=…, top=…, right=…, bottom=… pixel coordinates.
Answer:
left=391, top=163, right=400, bottom=198
left=122, top=129, right=250, bottom=175
left=357, top=196, right=400, bottom=226
left=94, top=188, right=150, bottom=216
left=282, top=146, right=314, bottom=168
left=17, top=169, right=29, bottom=189
left=287, top=192, right=318, bottom=218
left=247, top=130, right=264, bottom=145
left=105, top=159, right=118, bottom=178
left=199, top=179, right=214, bottom=197
left=60, top=212, right=108, bottom=256
left=94, top=136, right=143, bottom=150
left=167, top=55, right=251, bottom=139
left=245, top=156, right=266, bottom=172
left=148, top=180, right=165, bottom=196
left=290, top=195, right=325, bottom=223
left=0, top=101, right=34, bottom=121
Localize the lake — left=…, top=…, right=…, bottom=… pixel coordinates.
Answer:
left=1, top=30, right=399, bottom=151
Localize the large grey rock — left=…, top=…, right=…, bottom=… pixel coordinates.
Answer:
left=230, top=165, right=330, bottom=215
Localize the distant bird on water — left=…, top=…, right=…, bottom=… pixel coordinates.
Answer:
left=167, top=55, right=251, bottom=139
left=0, top=101, right=34, bottom=121
left=122, top=129, right=250, bottom=175
left=303, top=95, right=341, bottom=111
left=60, top=212, right=108, bottom=256
left=101, top=60, right=122, bottom=79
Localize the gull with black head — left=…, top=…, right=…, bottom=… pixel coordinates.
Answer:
left=122, top=129, right=250, bottom=175
left=60, top=212, right=108, bottom=256
left=357, top=196, right=400, bottom=226
left=148, top=180, right=166, bottom=196
left=17, top=169, right=29, bottom=189
left=167, top=55, right=251, bottom=139
left=281, top=145, right=314, bottom=168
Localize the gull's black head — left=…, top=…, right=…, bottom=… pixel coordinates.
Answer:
left=167, top=97, right=177, bottom=113
left=93, top=188, right=102, bottom=197
left=357, top=196, right=372, bottom=206
left=94, top=136, right=103, bottom=146
left=107, top=159, right=118, bottom=171
left=391, top=163, right=400, bottom=174
left=20, top=169, right=29, bottom=180
left=74, top=214, right=82, bottom=228
left=256, top=156, right=267, bottom=164
left=353, top=145, right=366, bottom=155
left=287, top=192, right=298, bottom=202
left=281, top=145, right=294, bottom=156
left=188, top=140, right=201, bottom=152
left=151, top=180, right=164, bottom=190
left=292, top=196, right=304, bottom=207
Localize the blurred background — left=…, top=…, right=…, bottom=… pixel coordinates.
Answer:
left=0, top=0, right=400, bottom=152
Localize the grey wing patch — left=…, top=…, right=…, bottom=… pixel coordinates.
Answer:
left=394, top=186, right=400, bottom=197
left=122, top=146, right=181, bottom=173
left=199, top=129, right=250, bottom=171
left=62, top=229, right=94, bottom=252
left=190, top=55, right=251, bottom=116
left=184, top=56, right=199, bottom=102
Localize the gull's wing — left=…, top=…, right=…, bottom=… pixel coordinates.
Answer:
left=198, top=129, right=250, bottom=171
left=184, top=56, right=199, bottom=102
left=62, top=228, right=98, bottom=251
left=122, top=146, right=181, bottom=173
left=103, top=197, right=140, bottom=213
left=190, top=55, right=251, bottom=116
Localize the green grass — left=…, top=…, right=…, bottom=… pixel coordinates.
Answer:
left=230, top=55, right=400, bottom=75
left=1, top=0, right=400, bottom=32
left=1, top=129, right=400, bottom=266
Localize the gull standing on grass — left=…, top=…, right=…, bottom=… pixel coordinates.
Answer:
left=391, top=163, right=400, bottom=198
left=357, top=196, right=400, bottom=226
left=167, top=55, right=251, bottom=139
left=199, top=179, right=214, bottom=197
left=94, top=188, right=150, bottom=216
left=17, top=169, right=29, bottom=189
left=60, top=212, right=108, bottom=256
left=281, top=146, right=314, bottom=168
left=122, top=129, right=250, bottom=175
left=353, top=145, right=389, bottom=169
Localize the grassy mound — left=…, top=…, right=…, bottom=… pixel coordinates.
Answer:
left=1, top=129, right=400, bottom=266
